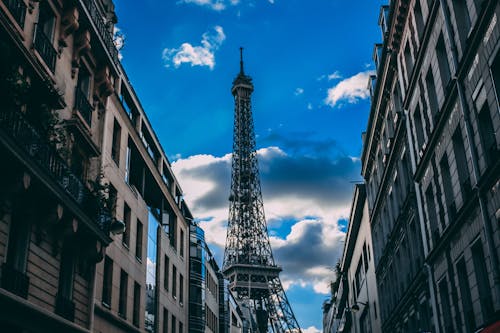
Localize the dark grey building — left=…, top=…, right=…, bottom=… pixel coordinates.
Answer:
left=363, top=0, right=500, bottom=332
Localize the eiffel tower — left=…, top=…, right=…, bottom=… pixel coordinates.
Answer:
left=222, top=48, right=302, bottom=333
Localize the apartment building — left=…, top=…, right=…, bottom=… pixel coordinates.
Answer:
left=323, top=185, right=381, bottom=333
left=0, top=0, right=191, bottom=332
left=364, top=0, right=500, bottom=332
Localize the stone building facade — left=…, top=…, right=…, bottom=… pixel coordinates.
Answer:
left=0, top=0, right=191, bottom=332
left=364, top=0, right=500, bottom=332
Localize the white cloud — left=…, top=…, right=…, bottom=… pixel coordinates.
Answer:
left=294, top=87, right=304, bottom=96
left=172, top=144, right=360, bottom=296
left=179, top=0, right=226, bottom=11
left=303, top=326, right=322, bottom=333
left=307, top=103, right=313, bottom=110
left=162, top=26, right=226, bottom=70
left=324, top=70, right=374, bottom=108
left=328, top=70, right=342, bottom=80
left=113, top=26, right=125, bottom=61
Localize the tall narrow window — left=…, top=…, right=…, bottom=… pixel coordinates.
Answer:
left=56, top=243, right=76, bottom=321
left=414, top=1, right=424, bottom=38
left=122, top=203, right=131, bottom=247
left=163, top=308, right=168, bottom=333
left=452, top=128, right=471, bottom=200
left=111, top=119, right=122, bottom=165
left=439, top=278, right=454, bottom=333
left=102, top=256, right=113, bottom=308
left=179, top=322, right=183, bottom=333
left=439, top=154, right=455, bottom=220
left=179, top=229, right=184, bottom=257
left=456, top=258, right=475, bottom=332
left=426, top=185, right=439, bottom=242
left=172, top=265, right=177, bottom=299
left=75, top=66, right=92, bottom=126
left=478, top=104, right=497, bottom=166
left=404, top=42, right=414, bottom=80
left=164, top=255, right=169, bottom=291
left=108, top=184, right=117, bottom=218
left=472, top=241, right=494, bottom=324
left=426, top=69, right=439, bottom=118
left=452, top=0, right=471, bottom=48
left=171, top=314, right=176, bottom=333
left=436, top=34, right=451, bottom=91
left=136, top=220, right=143, bottom=261
left=491, top=52, right=500, bottom=102
left=169, top=214, right=177, bottom=250
left=179, top=273, right=184, bottom=305
left=119, top=269, right=128, bottom=318
left=133, top=282, right=141, bottom=327
left=413, top=106, right=426, bottom=153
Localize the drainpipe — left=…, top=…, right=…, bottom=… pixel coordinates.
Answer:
left=438, top=0, right=500, bottom=308
left=404, top=108, right=441, bottom=333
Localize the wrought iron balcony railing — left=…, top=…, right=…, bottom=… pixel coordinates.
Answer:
left=81, top=0, right=119, bottom=67
left=75, top=89, right=93, bottom=126
left=34, top=24, right=57, bottom=73
left=0, top=108, right=111, bottom=234
left=4, top=0, right=27, bottom=28
left=1, top=263, right=29, bottom=298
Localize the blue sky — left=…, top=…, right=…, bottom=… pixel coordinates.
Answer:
left=114, top=0, right=384, bottom=331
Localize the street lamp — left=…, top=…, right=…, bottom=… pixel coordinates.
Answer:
left=350, top=301, right=368, bottom=313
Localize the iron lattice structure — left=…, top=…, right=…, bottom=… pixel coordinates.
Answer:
left=222, top=49, right=302, bottom=333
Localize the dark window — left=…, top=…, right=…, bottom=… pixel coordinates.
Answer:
left=39, top=2, right=55, bottom=40
left=414, top=1, right=424, bottom=38
left=426, top=69, right=439, bottom=118
left=119, top=269, right=128, bottom=318
left=472, top=240, right=494, bottom=324
left=363, top=243, right=369, bottom=271
left=164, top=255, right=169, bottom=291
left=70, top=148, right=87, bottom=181
left=491, top=52, right=500, bottom=103
left=179, top=322, right=183, bottom=333
left=452, top=0, right=471, bottom=48
left=404, top=42, right=414, bottom=80
left=6, top=211, right=32, bottom=273
left=180, top=229, right=184, bottom=258
left=172, top=265, right=177, bottom=298
left=426, top=185, right=439, bottom=241
left=171, top=314, right=176, bottom=333
left=436, top=34, right=451, bottom=92
left=136, top=220, right=143, bottom=261
left=122, top=203, right=131, bottom=247
left=452, top=128, right=471, bottom=201
left=413, top=105, right=426, bottom=153
left=439, top=154, right=455, bottom=220
left=111, top=119, right=121, bottom=165
left=77, top=66, right=91, bottom=99
left=439, top=278, right=454, bottom=333
left=102, top=256, right=113, bottom=307
left=169, top=214, right=177, bottom=250
left=58, top=244, right=75, bottom=300
left=179, top=273, right=184, bottom=305
left=163, top=308, right=168, bottom=333
left=478, top=103, right=497, bottom=166
left=456, top=258, right=475, bottom=332
left=133, top=282, right=140, bottom=327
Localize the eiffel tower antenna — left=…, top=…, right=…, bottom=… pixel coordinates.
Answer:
left=223, top=48, right=302, bottom=333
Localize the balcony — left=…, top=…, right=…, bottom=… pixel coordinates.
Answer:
left=34, top=24, right=57, bottom=73
left=4, top=0, right=27, bottom=28
left=81, top=0, right=119, bottom=67
left=0, top=108, right=111, bottom=235
left=1, top=263, right=29, bottom=298
left=55, top=294, right=75, bottom=322
left=74, top=89, right=93, bottom=126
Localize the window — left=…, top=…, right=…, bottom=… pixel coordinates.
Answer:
left=172, top=265, right=177, bottom=298
left=75, top=66, right=93, bottom=126
left=179, top=274, right=184, bottom=305
left=169, top=214, right=177, bottom=250
left=456, top=258, right=475, bottom=332
left=164, top=255, right=169, bottom=291
left=452, top=128, right=471, bottom=200
left=163, top=308, right=168, bottom=333
left=478, top=104, right=497, bottom=166
left=413, top=105, right=426, bottom=153
left=58, top=243, right=75, bottom=301
left=119, top=269, right=128, bottom=318
left=452, top=0, right=471, bottom=48
left=414, top=1, right=424, bottom=38
left=426, top=69, right=439, bottom=118
left=39, top=2, right=55, bottom=40
left=363, top=243, right=369, bottom=271
left=108, top=184, right=117, bottom=218
left=6, top=211, right=32, bottom=275
left=439, top=278, right=454, bottom=333
left=472, top=240, right=494, bottom=324
left=102, top=256, right=113, bottom=308
left=436, top=34, right=451, bottom=91
left=171, top=314, right=176, bottom=333
left=179, top=322, right=183, bottom=333
left=179, top=229, right=184, bottom=257
left=404, top=42, right=414, bottom=81
left=111, top=119, right=122, bottom=165
left=491, top=52, right=500, bottom=103
left=425, top=185, right=439, bottom=240
left=122, top=203, right=131, bottom=247
left=133, top=282, right=140, bottom=327
left=439, top=154, right=455, bottom=219
left=136, top=220, right=143, bottom=261
left=70, top=148, right=88, bottom=181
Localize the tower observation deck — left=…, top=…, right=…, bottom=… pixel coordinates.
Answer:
left=222, top=48, right=302, bottom=333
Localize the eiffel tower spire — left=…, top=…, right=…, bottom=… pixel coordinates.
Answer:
left=223, top=49, right=302, bottom=333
